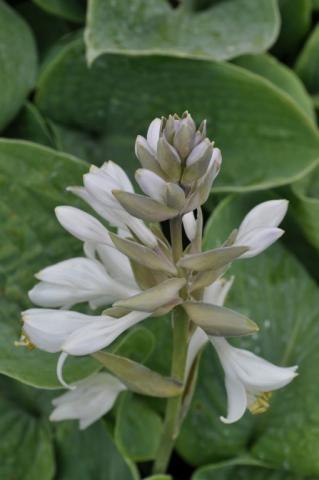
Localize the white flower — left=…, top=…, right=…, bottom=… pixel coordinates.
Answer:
left=55, top=206, right=113, bottom=246
left=22, top=309, right=150, bottom=356
left=210, top=337, right=298, bottom=424
left=135, top=168, right=168, bottom=203
left=235, top=200, right=288, bottom=258
left=146, top=117, right=161, bottom=151
left=50, top=373, right=127, bottom=429
left=185, top=278, right=233, bottom=378
left=69, top=161, right=157, bottom=247
left=182, top=211, right=197, bottom=242
left=28, top=257, right=138, bottom=309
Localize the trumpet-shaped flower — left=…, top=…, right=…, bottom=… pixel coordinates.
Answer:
left=29, top=257, right=139, bottom=309
left=50, top=372, right=127, bottom=429
left=210, top=337, right=298, bottom=424
left=69, top=161, right=157, bottom=247
left=235, top=200, right=288, bottom=258
left=22, top=308, right=151, bottom=355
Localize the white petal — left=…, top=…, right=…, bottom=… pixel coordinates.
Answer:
left=126, top=216, right=158, bottom=248
left=182, top=211, right=197, bottom=241
left=68, top=186, right=127, bottom=231
left=135, top=169, right=167, bottom=202
left=238, top=200, right=288, bottom=236
left=50, top=372, right=126, bottom=428
left=232, top=348, right=298, bottom=391
left=104, top=161, right=134, bottom=193
left=96, top=244, right=138, bottom=289
left=22, top=309, right=100, bottom=353
left=57, top=352, right=74, bottom=389
left=236, top=227, right=284, bottom=258
left=220, top=370, right=247, bottom=424
left=62, top=311, right=150, bottom=355
left=147, top=118, right=161, bottom=151
left=55, top=206, right=112, bottom=246
left=29, top=257, right=137, bottom=308
left=203, top=277, right=234, bottom=306
left=185, top=327, right=207, bottom=379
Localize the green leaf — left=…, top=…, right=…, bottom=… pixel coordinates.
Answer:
left=178, top=194, right=319, bottom=476
left=290, top=166, right=319, bottom=251
left=0, top=375, right=55, bottom=479
left=115, top=392, right=163, bottom=461
left=16, top=2, right=70, bottom=60
left=295, top=25, right=319, bottom=96
left=85, top=0, right=279, bottom=64
left=5, top=102, right=54, bottom=147
left=233, top=54, right=315, bottom=121
left=192, top=462, right=311, bottom=479
left=55, top=421, right=137, bottom=479
left=272, top=0, right=311, bottom=58
left=0, top=1, right=37, bottom=130
left=144, top=476, right=172, bottom=480
left=35, top=38, right=319, bottom=191
left=33, top=0, right=85, bottom=22
left=112, top=326, right=155, bottom=364
left=0, top=139, right=101, bottom=388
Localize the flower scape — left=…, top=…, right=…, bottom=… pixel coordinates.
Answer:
left=19, top=112, right=297, bottom=472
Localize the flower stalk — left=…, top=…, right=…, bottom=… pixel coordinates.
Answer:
left=18, top=112, right=298, bottom=475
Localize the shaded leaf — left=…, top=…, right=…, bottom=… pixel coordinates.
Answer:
left=233, top=53, right=315, bottom=120
left=115, top=392, right=163, bottom=461
left=295, top=25, right=319, bottom=96
left=0, top=1, right=37, bottom=130
left=272, top=0, right=311, bottom=58
left=290, top=166, right=319, bottom=251
left=33, top=0, right=85, bottom=22
left=55, top=421, right=137, bottom=479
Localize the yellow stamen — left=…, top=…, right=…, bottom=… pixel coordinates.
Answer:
left=14, top=332, right=35, bottom=351
left=248, top=392, right=272, bottom=415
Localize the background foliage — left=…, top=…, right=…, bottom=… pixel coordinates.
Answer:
left=1, top=0, right=319, bottom=478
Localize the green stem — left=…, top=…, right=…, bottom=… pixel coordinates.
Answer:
left=153, top=216, right=189, bottom=474
left=153, top=307, right=189, bottom=474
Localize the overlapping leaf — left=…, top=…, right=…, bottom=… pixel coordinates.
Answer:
left=36, top=38, right=319, bottom=190
left=85, top=0, right=279, bottom=64
left=0, top=1, right=37, bottom=131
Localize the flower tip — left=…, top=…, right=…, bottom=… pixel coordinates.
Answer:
left=220, top=415, right=234, bottom=424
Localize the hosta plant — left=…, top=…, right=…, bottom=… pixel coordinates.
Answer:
left=18, top=113, right=297, bottom=475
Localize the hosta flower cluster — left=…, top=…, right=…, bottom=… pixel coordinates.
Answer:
left=21, top=112, right=297, bottom=432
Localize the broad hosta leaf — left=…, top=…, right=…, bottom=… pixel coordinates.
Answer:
left=177, top=194, right=319, bottom=476
left=5, top=102, right=54, bottom=147
left=0, top=375, right=55, bottom=479
left=0, top=1, right=37, bottom=131
left=291, top=166, right=319, bottom=251
left=0, top=139, right=101, bottom=388
left=192, top=462, right=313, bottom=480
left=272, top=0, right=311, bottom=58
left=36, top=38, right=319, bottom=191
left=85, top=0, right=279, bottom=64
left=33, top=0, right=85, bottom=22
left=17, top=2, right=70, bottom=60
left=233, top=54, right=315, bottom=120
left=115, top=392, right=163, bottom=461
left=295, top=25, right=319, bottom=96
left=55, top=421, right=137, bottom=480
